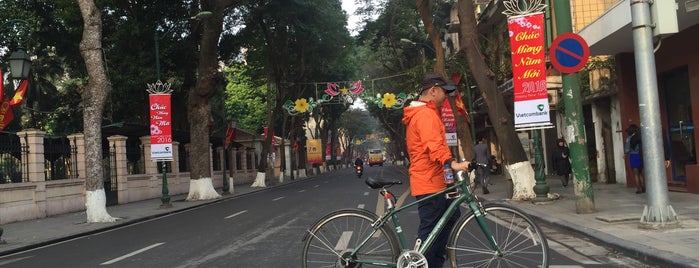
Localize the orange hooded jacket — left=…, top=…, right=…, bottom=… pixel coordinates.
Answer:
left=402, top=100, right=454, bottom=196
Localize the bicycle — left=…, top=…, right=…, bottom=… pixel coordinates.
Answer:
left=301, top=162, right=549, bottom=267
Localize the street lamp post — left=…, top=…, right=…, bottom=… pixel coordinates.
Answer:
left=222, top=118, right=237, bottom=195
left=148, top=11, right=211, bottom=208
left=1, top=18, right=33, bottom=244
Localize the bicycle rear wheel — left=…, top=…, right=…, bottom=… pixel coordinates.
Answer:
left=302, top=209, right=401, bottom=267
left=447, top=204, right=548, bottom=267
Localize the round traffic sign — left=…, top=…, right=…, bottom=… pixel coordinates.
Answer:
left=549, top=33, right=590, bottom=73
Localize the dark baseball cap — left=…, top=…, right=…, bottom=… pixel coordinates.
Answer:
left=421, top=74, right=456, bottom=93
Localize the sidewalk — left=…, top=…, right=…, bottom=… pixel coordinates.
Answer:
left=1, top=172, right=699, bottom=267
left=482, top=174, right=699, bottom=268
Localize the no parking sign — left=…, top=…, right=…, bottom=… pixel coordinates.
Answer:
left=549, top=33, right=590, bottom=73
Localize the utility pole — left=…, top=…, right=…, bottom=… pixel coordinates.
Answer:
left=551, top=0, right=595, bottom=213
left=629, top=0, right=679, bottom=228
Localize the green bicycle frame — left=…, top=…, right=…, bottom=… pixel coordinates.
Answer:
left=349, top=173, right=502, bottom=266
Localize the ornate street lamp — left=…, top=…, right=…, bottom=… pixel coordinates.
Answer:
left=8, top=49, right=32, bottom=80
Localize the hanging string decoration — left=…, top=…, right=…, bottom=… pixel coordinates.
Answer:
left=284, top=80, right=365, bottom=115
left=366, top=92, right=417, bottom=110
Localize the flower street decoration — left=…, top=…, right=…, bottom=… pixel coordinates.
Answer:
left=283, top=78, right=419, bottom=115
left=502, top=0, right=546, bottom=17
left=367, top=92, right=418, bottom=110
left=283, top=80, right=365, bottom=115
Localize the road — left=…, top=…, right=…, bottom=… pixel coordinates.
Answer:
left=0, top=165, right=658, bottom=267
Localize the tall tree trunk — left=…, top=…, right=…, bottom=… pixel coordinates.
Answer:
left=457, top=0, right=535, bottom=199
left=186, top=1, right=244, bottom=200
left=416, top=0, right=475, bottom=164
left=77, top=0, right=118, bottom=222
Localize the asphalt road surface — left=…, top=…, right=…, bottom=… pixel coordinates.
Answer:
left=0, top=165, right=657, bottom=267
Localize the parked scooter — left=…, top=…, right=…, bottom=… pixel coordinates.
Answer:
left=355, top=165, right=363, bottom=178
left=489, top=156, right=501, bottom=175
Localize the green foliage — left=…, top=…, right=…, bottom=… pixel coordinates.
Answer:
left=223, top=63, right=267, bottom=132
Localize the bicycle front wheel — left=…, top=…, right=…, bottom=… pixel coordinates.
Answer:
left=447, top=204, right=548, bottom=267
left=302, top=209, right=401, bottom=268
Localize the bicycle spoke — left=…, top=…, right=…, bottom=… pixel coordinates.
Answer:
left=302, top=210, right=400, bottom=268
left=448, top=204, right=548, bottom=267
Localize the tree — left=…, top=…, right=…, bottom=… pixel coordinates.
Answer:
left=186, top=0, right=245, bottom=200
left=415, top=0, right=475, bottom=161
left=76, top=0, right=118, bottom=222
left=457, top=0, right=535, bottom=199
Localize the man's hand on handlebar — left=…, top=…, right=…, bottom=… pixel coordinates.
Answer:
left=449, top=160, right=471, bottom=172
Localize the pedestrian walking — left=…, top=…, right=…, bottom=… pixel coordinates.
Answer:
left=624, top=124, right=645, bottom=193
left=551, top=138, right=572, bottom=187
left=473, top=137, right=491, bottom=194
left=402, top=73, right=471, bottom=268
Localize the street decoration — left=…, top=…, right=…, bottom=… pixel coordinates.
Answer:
left=283, top=77, right=419, bottom=115
left=284, top=81, right=364, bottom=115
left=306, top=139, right=323, bottom=164
left=147, top=80, right=173, bottom=160
left=502, top=0, right=547, bottom=16
left=0, top=70, right=29, bottom=131
left=507, top=12, right=551, bottom=129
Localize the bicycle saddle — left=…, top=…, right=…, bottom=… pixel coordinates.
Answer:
left=365, top=177, right=403, bottom=189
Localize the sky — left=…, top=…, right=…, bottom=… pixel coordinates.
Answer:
left=341, top=0, right=367, bottom=110
left=341, top=0, right=362, bottom=36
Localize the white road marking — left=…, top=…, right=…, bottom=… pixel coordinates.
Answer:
left=298, top=189, right=306, bottom=193
left=101, top=243, right=165, bottom=265
left=272, top=197, right=285, bottom=201
left=224, top=210, right=248, bottom=219
left=357, top=204, right=365, bottom=209
left=314, top=185, right=320, bottom=188
left=363, top=192, right=369, bottom=196
left=335, top=231, right=353, bottom=250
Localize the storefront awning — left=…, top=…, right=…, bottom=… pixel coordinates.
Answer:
left=578, top=0, right=699, bottom=56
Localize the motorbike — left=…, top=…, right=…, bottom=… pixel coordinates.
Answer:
left=355, top=165, right=363, bottom=178
left=489, top=156, right=501, bottom=175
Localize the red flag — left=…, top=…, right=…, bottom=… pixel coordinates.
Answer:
left=0, top=99, right=14, bottom=131
left=454, top=90, right=470, bottom=123
left=0, top=69, right=5, bottom=98
left=9, top=80, right=28, bottom=108
left=225, top=123, right=237, bottom=148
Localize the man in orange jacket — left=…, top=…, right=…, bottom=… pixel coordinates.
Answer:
left=402, top=74, right=471, bottom=267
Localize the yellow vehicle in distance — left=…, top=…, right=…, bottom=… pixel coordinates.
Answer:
left=368, top=149, right=384, bottom=167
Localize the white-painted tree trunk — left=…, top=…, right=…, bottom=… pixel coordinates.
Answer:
left=251, top=172, right=267, bottom=187
left=186, top=177, right=221, bottom=201
left=86, top=189, right=119, bottom=223
left=297, top=169, right=307, bottom=178
left=505, top=161, right=536, bottom=200
left=278, top=172, right=284, bottom=183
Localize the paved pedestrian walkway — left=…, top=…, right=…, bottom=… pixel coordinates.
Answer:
left=481, top=173, right=699, bottom=268
left=1, top=170, right=698, bottom=267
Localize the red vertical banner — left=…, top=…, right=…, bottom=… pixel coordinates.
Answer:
left=325, top=142, right=331, bottom=160
left=149, top=94, right=173, bottom=159
left=440, top=102, right=458, bottom=146
left=507, top=13, right=551, bottom=129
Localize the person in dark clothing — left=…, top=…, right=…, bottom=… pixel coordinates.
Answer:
left=354, top=157, right=363, bottom=167
left=625, top=124, right=644, bottom=193
left=473, top=137, right=491, bottom=194
left=552, top=138, right=572, bottom=187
